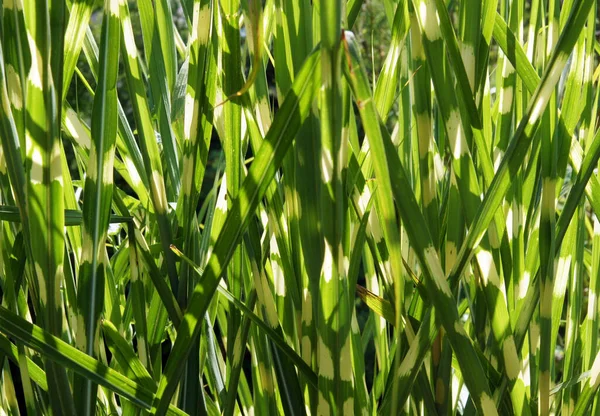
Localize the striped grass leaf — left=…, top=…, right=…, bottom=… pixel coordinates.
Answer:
left=342, top=29, right=498, bottom=415
left=410, top=4, right=534, bottom=401
left=22, top=0, right=75, bottom=413
left=317, top=1, right=356, bottom=414
left=152, top=47, right=320, bottom=414
left=73, top=1, right=121, bottom=413
left=0, top=305, right=187, bottom=416
left=0, top=36, right=29, bottom=247
left=449, top=0, right=595, bottom=303
left=61, top=0, right=94, bottom=102
left=0, top=333, right=48, bottom=393
left=101, top=319, right=155, bottom=391
left=0, top=1, right=599, bottom=414
left=216, top=0, right=245, bottom=404
left=244, top=216, right=307, bottom=414
left=118, top=0, right=179, bottom=296
left=177, top=0, right=213, bottom=302
left=171, top=244, right=319, bottom=390
left=1, top=0, right=28, bottom=152
left=137, top=0, right=180, bottom=196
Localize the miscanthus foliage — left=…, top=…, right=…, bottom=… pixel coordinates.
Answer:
left=0, top=0, right=598, bottom=414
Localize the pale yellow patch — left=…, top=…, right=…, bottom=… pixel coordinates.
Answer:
left=530, top=322, right=540, bottom=351
left=521, top=355, right=531, bottom=387
left=554, top=255, right=571, bottom=297
left=529, top=56, right=567, bottom=125
left=191, top=4, right=212, bottom=44
left=35, top=263, right=47, bottom=305
left=433, top=151, right=444, bottom=180
left=488, top=223, right=501, bottom=249
left=318, top=337, right=334, bottom=380
left=545, top=21, right=558, bottom=57
left=423, top=246, right=452, bottom=297
left=502, top=336, right=519, bottom=380
left=422, top=170, right=436, bottom=206
left=262, top=287, right=279, bottom=329
left=322, top=241, right=334, bottom=283
left=416, top=114, right=431, bottom=158
left=29, top=146, right=44, bottom=184
left=340, top=335, right=353, bottom=382
left=588, top=292, right=596, bottom=317
left=418, top=1, right=441, bottom=41
left=301, top=336, right=312, bottom=362
left=540, top=281, right=553, bottom=318
left=505, top=208, right=514, bottom=241
left=122, top=16, right=138, bottom=58
left=351, top=313, right=361, bottom=334
left=272, top=258, right=286, bottom=297
left=459, top=43, right=475, bottom=90
left=184, top=93, right=197, bottom=141
left=259, top=362, right=273, bottom=391
left=589, top=352, right=600, bottom=387
left=27, top=34, right=43, bottom=89
left=357, top=187, right=371, bottom=214
left=501, top=57, right=515, bottom=77
left=321, top=148, right=333, bottom=183
left=480, top=392, right=498, bottom=416
left=343, top=398, right=354, bottom=415
left=181, top=154, right=194, bottom=194
left=518, top=272, right=530, bottom=300
left=476, top=250, right=500, bottom=287
left=369, top=209, right=383, bottom=243
left=6, top=65, right=22, bottom=110
left=5, top=0, right=22, bottom=11
left=446, top=110, right=467, bottom=159
left=499, top=86, right=513, bottom=114
left=64, top=108, right=91, bottom=149
left=109, top=0, right=119, bottom=16
left=445, top=241, right=456, bottom=274
left=215, top=173, right=228, bottom=213
left=317, top=391, right=331, bottom=416
left=0, top=146, right=5, bottom=174
left=302, top=288, right=312, bottom=325
left=341, top=256, right=350, bottom=276
left=397, top=341, right=420, bottom=380
left=151, top=171, right=168, bottom=214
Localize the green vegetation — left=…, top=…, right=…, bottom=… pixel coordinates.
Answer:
left=0, top=0, right=598, bottom=414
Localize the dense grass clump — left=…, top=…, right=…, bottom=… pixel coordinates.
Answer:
left=0, top=0, right=598, bottom=415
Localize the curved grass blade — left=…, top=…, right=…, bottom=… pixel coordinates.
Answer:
left=151, top=48, right=320, bottom=415
left=355, top=285, right=395, bottom=326
left=342, top=29, right=498, bottom=415
left=170, top=242, right=319, bottom=390
left=449, top=0, right=595, bottom=301
left=318, top=1, right=356, bottom=412
left=118, top=0, right=179, bottom=295
left=572, top=349, right=600, bottom=415
left=23, top=0, right=75, bottom=412
left=101, top=319, right=156, bottom=391
left=0, top=306, right=187, bottom=416
left=61, top=0, right=95, bottom=102
left=138, top=0, right=180, bottom=195
left=0, top=333, right=48, bottom=392
left=73, top=1, right=121, bottom=413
